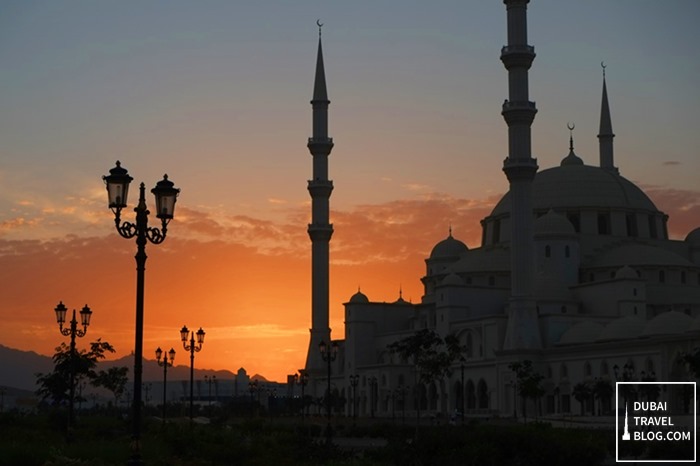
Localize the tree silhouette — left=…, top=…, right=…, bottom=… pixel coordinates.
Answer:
left=508, top=360, right=544, bottom=420
left=572, top=381, right=592, bottom=416
left=387, top=329, right=465, bottom=423
left=680, top=347, right=700, bottom=379
left=36, top=339, right=115, bottom=407
left=92, top=366, right=129, bottom=410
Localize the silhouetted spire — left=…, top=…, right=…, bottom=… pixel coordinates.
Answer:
left=312, top=33, right=328, bottom=103
left=598, top=62, right=617, bottom=173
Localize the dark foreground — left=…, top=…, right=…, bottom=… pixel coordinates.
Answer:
left=0, top=411, right=690, bottom=466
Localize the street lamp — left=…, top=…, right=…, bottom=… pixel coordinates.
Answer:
left=368, top=376, right=378, bottom=418
left=460, top=357, right=465, bottom=425
left=319, top=340, right=338, bottom=445
left=54, top=301, right=92, bottom=437
left=349, top=374, right=359, bottom=420
left=249, top=379, right=259, bottom=417
left=298, top=370, right=309, bottom=423
left=103, top=161, right=179, bottom=465
left=204, top=375, right=216, bottom=415
left=181, top=325, right=205, bottom=422
left=155, top=347, right=175, bottom=423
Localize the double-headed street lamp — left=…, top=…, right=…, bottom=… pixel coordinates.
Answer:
left=298, top=370, right=309, bottom=423
left=180, top=325, right=205, bottom=421
left=103, top=161, right=179, bottom=465
left=319, top=340, right=338, bottom=445
left=349, top=374, right=359, bottom=420
left=155, top=347, right=175, bottom=423
left=368, top=376, right=378, bottom=418
left=54, top=301, right=92, bottom=437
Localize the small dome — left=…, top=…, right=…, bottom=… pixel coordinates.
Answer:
left=349, top=289, right=369, bottom=304
left=440, top=273, right=464, bottom=286
left=429, top=233, right=468, bottom=259
left=597, top=317, right=645, bottom=341
left=534, top=209, right=576, bottom=236
left=560, top=149, right=584, bottom=166
left=686, top=227, right=700, bottom=247
left=559, top=321, right=603, bottom=344
left=642, top=311, right=693, bottom=337
left=615, top=265, right=638, bottom=280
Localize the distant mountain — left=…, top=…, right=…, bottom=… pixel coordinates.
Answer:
left=0, top=345, right=53, bottom=391
left=0, top=345, right=264, bottom=391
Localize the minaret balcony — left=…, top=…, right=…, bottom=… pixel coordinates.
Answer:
left=307, top=223, right=334, bottom=241
left=500, top=45, right=535, bottom=69
left=502, top=157, right=538, bottom=182
left=307, top=138, right=334, bottom=156
left=308, top=179, right=334, bottom=197
left=501, top=100, right=537, bottom=126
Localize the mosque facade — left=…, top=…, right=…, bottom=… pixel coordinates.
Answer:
left=303, top=0, right=700, bottom=419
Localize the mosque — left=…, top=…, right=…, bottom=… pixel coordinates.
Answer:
left=302, top=0, right=700, bottom=419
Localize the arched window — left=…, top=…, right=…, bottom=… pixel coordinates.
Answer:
left=584, top=361, right=592, bottom=377
left=465, top=333, right=474, bottom=358
left=545, top=245, right=551, bottom=258
left=681, top=271, right=686, bottom=284
left=659, top=271, right=665, bottom=283
left=565, top=245, right=570, bottom=258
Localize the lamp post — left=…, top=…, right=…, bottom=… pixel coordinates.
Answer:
left=460, top=358, right=465, bottom=425
left=349, top=374, right=359, bottom=420
left=54, top=301, right=92, bottom=437
left=319, top=340, right=338, bottom=445
left=248, top=380, right=259, bottom=417
left=298, top=370, right=309, bottom=423
left=180, top=326, right=205, bottom=422
left=204, top=375, right=216, bottom=415
left=507, top=379, right=517, bottom=419
left=103, top=161, right=179, bottom=465
left=368, top=376, right=378, bottom=418
left=155, top=347, right=175, bottom=423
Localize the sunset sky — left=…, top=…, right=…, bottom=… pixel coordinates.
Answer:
left=1, top=1, right=699, bottom=382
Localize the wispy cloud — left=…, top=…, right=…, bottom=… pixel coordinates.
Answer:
left=662, top=161, right=681, bottom=166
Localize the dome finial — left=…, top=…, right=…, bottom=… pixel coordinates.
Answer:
left=567, top=122, right=575, bottom=152
left=601, top=61, right=606, bottom=79
left=448, top=224, right=453, bottom=237
left=316, top=19, right=323, bottom=38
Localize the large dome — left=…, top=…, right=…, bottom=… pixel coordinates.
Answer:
left=491, top=164, right=660, bottom=217
left=430, top=233, right=468, bottom=260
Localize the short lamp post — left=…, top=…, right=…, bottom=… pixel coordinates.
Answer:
left=54, top=301, right=92, bottom=437
left=155, top=347, right=175, bottom=423
left=319, top=340, right=338, bottom=446
left=181, top=326, right=205, bottom=422
left=103, top=161, right=179, bottom=466
left=298, top=370, right=309, bottom=423
left=368, top=376, right=378, bottom=418
left=204, top=375, right=216, bottom=414
left=349, top=374, right=359, bottom=420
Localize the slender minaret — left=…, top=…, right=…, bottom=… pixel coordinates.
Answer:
left=598, top=64, right=618, bottom=174
left=501, top=0, right=541, bottom=350
left=305, top=23, right=334, bottom=374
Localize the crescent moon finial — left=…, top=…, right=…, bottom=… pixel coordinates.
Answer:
left=601, top=61, right=606, bottom=78
left=316, top=19, right=323, bottom=37
left=567, top=122, right=575, bottom=151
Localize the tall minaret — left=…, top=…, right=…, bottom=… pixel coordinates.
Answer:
left=598, top=64, right=618, bottom=174
left=305, top=23, right=334, bottom=374
left=501, top=0, right=541, bottom=350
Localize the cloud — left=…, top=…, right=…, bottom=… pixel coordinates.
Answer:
left=639, top=184, right=700, bottom=238
left=661, top=161, right=681, bottom=166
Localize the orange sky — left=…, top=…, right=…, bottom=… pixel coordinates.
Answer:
left=2, top=2, right=700, bottom=382
left=2, top=186, right=699, bottom=381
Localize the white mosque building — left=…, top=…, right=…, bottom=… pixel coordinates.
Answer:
left=303, top=0, right=700, bottom=419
